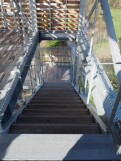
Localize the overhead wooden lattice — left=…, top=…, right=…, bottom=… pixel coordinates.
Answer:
left=0, top=0, right=32, bottom=30
left=36, top=0, right=80, bottom=31
left=0, top=0, right=80, bottom=31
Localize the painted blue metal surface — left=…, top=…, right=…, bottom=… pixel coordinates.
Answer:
left=39, top=31, right=76, bottom=41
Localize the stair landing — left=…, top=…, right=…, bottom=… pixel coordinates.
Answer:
left=0, top=134, right=119, bottom=160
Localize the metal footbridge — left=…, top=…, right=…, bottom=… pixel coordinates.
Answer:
left=0, top=0, right=121, bottom=160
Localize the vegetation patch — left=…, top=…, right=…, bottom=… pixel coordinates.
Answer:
left=46, top=40, right=65, bottom=48
left=111, top=9, right=121, bottom=40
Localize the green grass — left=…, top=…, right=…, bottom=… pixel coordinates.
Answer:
left=111, top=9, right=121, bottom=40
left=94, top=39, right=111, bottom=59
left=103, top=65, right=118, bottom=91
left=89, top=93, right=96, bottom=108
left=92, top=9, right=121, bottom=91
left=46, top=40, right=65, bottom=48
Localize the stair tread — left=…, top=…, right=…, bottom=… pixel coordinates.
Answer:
left=10, top=125, right=100, bottom=134
left=12, top=123, right=98, bottom=126
left=24, top=109, right=87, bottom=111
left=33, top=97, right=81, bottom=99
left=30, top=101, right=83, bottom=103
left=10, top=83, right=101, bottom=134
left=19, top=115, right=92, bottom=118
left=18, top=116, right=93, bottom=123
left=20, top=114, right=91, bottom=117
left=28, top=103, right=84, bottom=105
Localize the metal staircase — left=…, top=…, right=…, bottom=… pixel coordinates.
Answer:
left=10, top=82, right=100, bottom=134
left=0, top=0, right=121, bottom=160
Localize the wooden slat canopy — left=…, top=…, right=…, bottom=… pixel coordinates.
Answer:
left=0, top=0, right=80, bottom=31
left=36, top=0, right=80, bottom=31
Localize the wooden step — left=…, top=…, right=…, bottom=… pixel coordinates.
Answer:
left=35, top=93, right=79, bottom=97
left=27, top=104, right=86, bottom=109
left=38, top=90, right=76, bottom=92
left=32, top=97, right=81, bottom=100
left=43, top=83, right=72, bottom=86
left=23, top=108, right=89, bottom=115
left=38, top=88, right=76, bottom=91
left=18, top=115, right=94, bottom=124
left=30, top=99, right=83, bottom=104
left=41, top=86, right=75, bottom=92
left=10, top=123, right=100, bottom=134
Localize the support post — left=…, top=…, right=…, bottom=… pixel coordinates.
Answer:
left=75, top=0, right=87, bottom=85
left=78, top=0, right=87, bottom=33
left=34, top=44, right=41, bottom=86
left=86, top=65, right=95, bottom=104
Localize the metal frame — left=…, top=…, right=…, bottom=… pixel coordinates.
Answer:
left=78, top=0, right=87, bottom=34
left=39, top=31, right=76, bottom=41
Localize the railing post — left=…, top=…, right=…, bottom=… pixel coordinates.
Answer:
left=71, top=47, right=76, bottom=85
left=88, top=0, right=98, bottom=59
left=83, top=71, right=88, bottom=94
left=78, top=0, right=87, bottom=33
left=34, top=44, right=41, bottom=86
left=75, top=0, right=87, bottom=87
left=86, top=65, right=95, bottom=104
left=29, top=67, right=34, bottom=93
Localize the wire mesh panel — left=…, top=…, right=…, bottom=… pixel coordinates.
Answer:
left=83, top=0, right=119, bottom=90
left=0, top=1, right=35, bottom=87
left=0, top=30, right=23, bottom=84
left=40, top=46, right=72, bottom=82
left=109, top=0, right=121, bottom=53
left=0, top=0, right=32, bottom=30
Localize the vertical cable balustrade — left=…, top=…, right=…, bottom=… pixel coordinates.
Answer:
left=9, top=0, right=17, bottom=29
left=29, top=0, right=38, bottom=33
left=49, top=0, right=51, bottom=31
left=0, top=0, right=8, bottom=28
left=88, top=0, right=98, bottom=59
left=64, top=0, right=68, bottom=30
left=18, top=0, right=26, bottom=45
left=0, top=62, right=44, bottom=133
left=70, top=0, right=121, bottom=135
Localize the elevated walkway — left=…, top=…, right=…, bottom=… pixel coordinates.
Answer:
left=0, top=0, right=121, bottom=160
left=0, top=83, right=120, bottom=160
left=0, top=134, right=119, bottom=160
